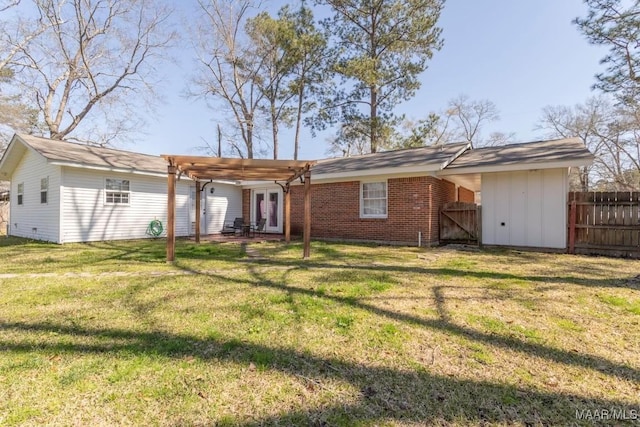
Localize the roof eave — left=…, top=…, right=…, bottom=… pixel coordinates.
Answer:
left=439, top=157, right=594, bottom=176
left=311, top=163, right=444, bottom=181
left=0, top=135, right=29, bottom=180
left=49, top=161, right=172, bottom=179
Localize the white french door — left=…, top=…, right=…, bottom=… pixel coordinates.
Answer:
left=252, top=188, right=282, bottom=233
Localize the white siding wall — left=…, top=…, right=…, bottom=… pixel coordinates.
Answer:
left=481, top=169, right=568, bottom=249
left=9, top=149, right=61, bottom=242
left=204, top=184, right=242, bottom=234
left=61, top=167, right=191, bottom=243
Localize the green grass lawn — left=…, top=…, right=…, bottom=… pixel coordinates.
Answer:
left=0, top=237, right=639, bottom=426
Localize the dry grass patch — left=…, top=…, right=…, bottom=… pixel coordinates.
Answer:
left=0, top=237, right=639, bottom=425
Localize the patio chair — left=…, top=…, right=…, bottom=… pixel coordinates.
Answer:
left=251, top=218, right=267, bottom=237
left=221, top=217, right=244, bottom=235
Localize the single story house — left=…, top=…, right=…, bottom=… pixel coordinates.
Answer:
left=0, top=133, right=593, bottom=249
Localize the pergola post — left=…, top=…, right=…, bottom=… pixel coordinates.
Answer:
left=303, top=170, right=311, bottom=259
left=284, top=184, right=291, bottom=243
left=167, top=164, right=176, bottom=263
left=161, top=155, right=316, bottom=263
left=195, top=180, right=201, bottom=244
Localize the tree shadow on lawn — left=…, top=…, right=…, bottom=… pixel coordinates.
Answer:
left=0, top=318, right=637, bottom=426
left=0, top=257, right=638, bottom=425
left=244, top=265, right=639, bottom=382
left=0, top=237, right=246, bottom=272
left=241, top=256, right=640, bottom=290
left=3, top=241, right=637, bottom=423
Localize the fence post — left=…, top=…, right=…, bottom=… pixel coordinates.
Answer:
left=568, top=199, right=576, bottom=254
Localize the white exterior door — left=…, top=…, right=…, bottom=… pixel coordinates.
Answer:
left=252, top=188, right=282, bottom=233
left=481, top=169, right=568, bottom=248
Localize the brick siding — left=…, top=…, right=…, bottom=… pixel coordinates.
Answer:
left=249, top=176, right=457, bottom=246
left=458, top=186, right=475, bottom=203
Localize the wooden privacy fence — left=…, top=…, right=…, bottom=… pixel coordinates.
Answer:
left=568, top=191, right=640, bottom=257
left=440, top=202, right=480, bottom=243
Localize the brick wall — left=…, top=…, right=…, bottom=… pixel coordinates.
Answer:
left=458, top=186, right=475, bottom=203
left=277, top=176, right=457, bottom=246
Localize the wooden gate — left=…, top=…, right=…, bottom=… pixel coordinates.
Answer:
left=440, top=202, right=479, bottom=243
left=568, top=191, right=640, bottom=257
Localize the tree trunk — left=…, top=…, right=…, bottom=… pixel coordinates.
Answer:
left=247, top=123, right=254, bottom=159
left=271, top=98, right=278, bottom=160
left=370, top=85, right=378, bottom=153
left=294, top=82, right=305, bottom=160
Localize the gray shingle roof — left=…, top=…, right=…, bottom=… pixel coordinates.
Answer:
left=11, top=134, right=594, bottom=180
left=17, top=134, right=167, bottom=175
left=445, top=138, right=594, bottom=170
left=313, top=142, right=470, bottom=175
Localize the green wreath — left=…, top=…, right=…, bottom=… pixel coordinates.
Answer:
left=148, top=219, right=163, bottom=237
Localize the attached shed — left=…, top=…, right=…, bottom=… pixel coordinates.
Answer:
left=440, top=138, right=594, bottom=249
left=0, top=134, right=242, bottom=243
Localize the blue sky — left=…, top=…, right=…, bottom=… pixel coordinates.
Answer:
left=132, top=0, right=606, bottom=160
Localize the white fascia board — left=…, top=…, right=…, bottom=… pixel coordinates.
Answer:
left=239, top=163, right=449, bottom=187
left=0, top=137, right=28, bottom=179
left=285, top=170, right=440, bottom=186
left=49, top=161, right=180, bottom=179
left=311, top=164, right=442, bottom=181
left=438, top=160, right=591, bottom=176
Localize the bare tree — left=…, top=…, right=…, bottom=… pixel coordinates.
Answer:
left=536, top=96, right=640, bottom=191
left=192, top=0, right=265, bottom=159
left=3, top=0, right=175, bottom=145
left=443, top=95, right=500, bottom=148
left=325, top=121, right=370, bottom=157
left=410, top=95, right=502, bottom=147
left=0, top=0, right=49, bottom=145
left=484, top=131, right=517, bottom=147
left=0, top=0, right=50, bottom=72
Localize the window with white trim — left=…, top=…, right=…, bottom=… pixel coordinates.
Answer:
left=40, top=177, right=48, bottom=204
left=105, top=178, right=130, bottom=204
left=360, top=181, right=387, bottom=218
left=17, top=183, right=24, bottom=205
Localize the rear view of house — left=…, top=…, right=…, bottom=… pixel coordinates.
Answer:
left=1, top=133, right=594, bottom=251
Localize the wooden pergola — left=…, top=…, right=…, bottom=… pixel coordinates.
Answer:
left=161, top=155, right=316, bottom=262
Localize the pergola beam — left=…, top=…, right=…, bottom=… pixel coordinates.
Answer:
left=165, top=156, right=311, bottom=169
left=161, top=155, right=316, bottom=262
left=183, top=172, right=297, bottom=181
